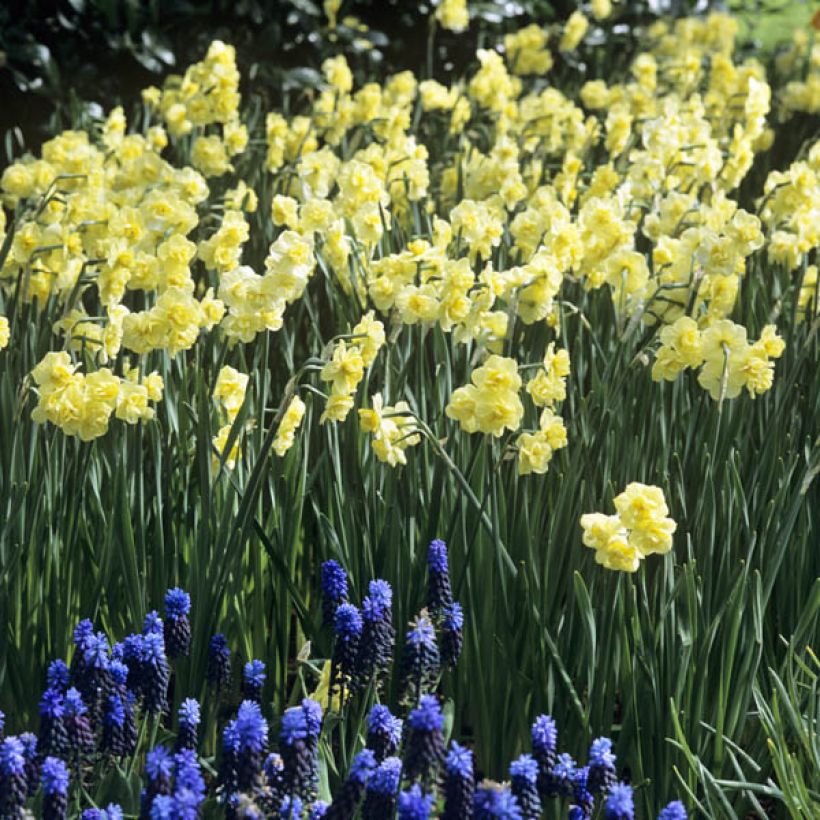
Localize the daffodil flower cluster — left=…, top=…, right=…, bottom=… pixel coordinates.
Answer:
left=774, top=30, right=819, bottom=118
left=147, top=40, right=247, bottom=176
left=446, top=355, right=524, bottom=437
left=759, top=145, right=820, bottom=272
left=516, top=344, right=570, bottom=475
left=273, top=395, right=307, bottom=458
left=212, top=365, right=249, bottom=469
left=30, top=351, right=163, bottom=441
left=320, top=312, right=386, bottom=424
left=581, top=483, right=677, bottom=572
left=653, top=317, right=785, bottom=401
left=359, top=394, right=421, bottom=467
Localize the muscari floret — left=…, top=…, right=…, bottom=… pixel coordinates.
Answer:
left=143, top=611, right=163, bottom=636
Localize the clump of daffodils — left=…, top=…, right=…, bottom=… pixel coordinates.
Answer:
left=30, top=351, right=163, bottom=441
left=359, top=394, right=421, bottom=467
left=3, top=6, right=814, bottom=457
left=320, top=312, right=385, bottom=424
left=581, top=483, right=677, bottom=572
left=446, top=355, right=524, bottom=437
left=653, top=317, right=785, bottom=401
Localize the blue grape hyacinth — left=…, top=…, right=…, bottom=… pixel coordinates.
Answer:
left=176, top=698, right=201, bottom=752
left=163, top=588, right=191, bottom=659
left=242, top=659, right=267, bottom=703
left=443, top=741, right=474, bottom=820
left=207, top=633, right=232, bottom=691
left=474, top=780, right=523, bottom=820
left=398, top=783, right=434, bottom=820
left=362, top=756, right=402, bottom=820
left=403, top=694, right=445, bottom=784
left=605, top=782, right=635, bottom=820
left=321, top=560, right=348, bottom=628
left=365, top=703, right=402, bottom=762
left=509, top=754, right=541, bottom=820
left=41, top=756, right=70, bottom=820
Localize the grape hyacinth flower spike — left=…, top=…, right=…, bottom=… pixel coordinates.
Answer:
left=321, top=560, right=348, bottom=628
left=242, top=660, right=267, bottom=703
left=39, top=687, right=69, bottom=759
left=176, top=698, right=201, bottom=752
left=279, top=700, right=322, bottom=802
left=355, top=579, right=395, bottom=690
left=0, top=736, right=27, bottom=818
left=441, top=601, right=464, bottom=668
left=400, top=613, right=440, bottom=703
left=142, top=744, right=173, bottom=818
left=365, top=703, right=402, bottom=761
left=47, top=660, right=71, bottom=693
left=530, top=714, right=557, bottom=800
left=403, top=694, right=445, bottom=784
left=587, top=736, right=617, bottom=795
left=41, top=756, right=70, bottom=820
left=509, top=754, right=541, bottom=820
left=473, top=780, right=523, bottom=819
left=398, top=783, right=434, bottom=820
left=570, top=766, right=594, bottom=819
left=19, top=732, right=39, bottom=797
left=605, top=783, right=635, bottom=820
left=443, top=741, right=475, bottom=820
left=63, top=688, right=94, bottom=764
left=427, top=538, right=454, bottom=612
left=324, top=748, right=376, bottom=820
left=141, top=631, right=170, bottom=714
left=362, top=756, right=402, bottom=820
left=332, top=602, right=363, bottom=695
left=657, top=801, right=688, bottom=820
left=207, top=633, right=232, bottom=691
left=163, top=588, right=191, bottom=659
